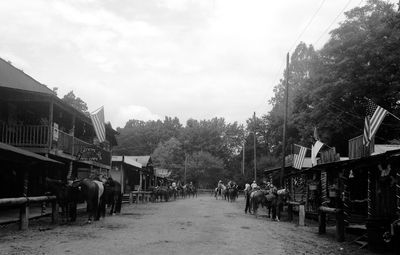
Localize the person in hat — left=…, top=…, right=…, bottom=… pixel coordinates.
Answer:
left=251, top=180, right=258, bottom=189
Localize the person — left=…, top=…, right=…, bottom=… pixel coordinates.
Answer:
left=227, top=180, right=232, bottom=188
left=251, top=180, right=258, bottom=189
left=218, top=180, right=223, bottom=189
left=244, top=183, right=252, bottom=213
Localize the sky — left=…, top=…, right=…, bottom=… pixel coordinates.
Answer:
left=0, top=0, right=397, bottom=128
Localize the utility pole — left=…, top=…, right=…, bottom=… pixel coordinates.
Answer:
left=253, top=112, right=257, bottom=182
left=242, top=141, right=245, bottom=175
left=184, top=153, right=187, bottom=184
left=280, top=53, right=290, bottom=188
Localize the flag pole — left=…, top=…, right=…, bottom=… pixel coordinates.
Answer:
left=242, top=142, right=245, bottom=175
left=388, top=111, right=400, bottom=121
left=280, top=53, right=289, bottom=188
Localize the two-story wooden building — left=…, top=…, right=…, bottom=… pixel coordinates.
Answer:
left=0, top=58, right=117, bottom=192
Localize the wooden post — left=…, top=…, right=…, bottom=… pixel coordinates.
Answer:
left=20, top=170, right=29, bottom=230
left=299, top=204, right=305, bottom=226
left=319, top=211, right=326, bottom=234
left=336, top=210, right=345, bottom=242
left=129, top=192, right=133, bottom=204
left=288, top=204, right=293, bottom=222
left=139, top=172, right=143, bottom=191
left=51, top=200, right=59, bottom=224
left=48, top=99, right=54, bottom=149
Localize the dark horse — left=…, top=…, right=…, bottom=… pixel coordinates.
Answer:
left=103, top=177, right=122, bottom=215
left=152, top=186, right=170, bottom=202
left=71, top=178, right=106, bottom=223
left=227, top=185, right=238, bottom=202
left=45, top=177, right=77, bottom=222
left=187, top=185, right=197, bottom=198
left=249, top=188, right=290, bottom=220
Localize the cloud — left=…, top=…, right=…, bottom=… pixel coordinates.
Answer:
left=113, top=105, right=161, bottom=128
left=1, top=0, right=395, bottom=128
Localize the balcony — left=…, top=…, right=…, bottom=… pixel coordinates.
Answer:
left=0, top=122, right=49, bottom=147
left=0, top=122, right=110, bottom=166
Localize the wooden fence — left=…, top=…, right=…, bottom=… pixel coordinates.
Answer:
left=0, top=196, right=58, bottom=230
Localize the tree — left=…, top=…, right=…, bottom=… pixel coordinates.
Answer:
left=186, top=151, right=224, bottom=188
left=152, top=137, right=185, bottom=180
left=62, top=91, right=89, bottom=114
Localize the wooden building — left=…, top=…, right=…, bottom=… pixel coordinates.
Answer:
left=0, top=58, right=117, bottom=188
left=111, top=155, right=155, bottom=193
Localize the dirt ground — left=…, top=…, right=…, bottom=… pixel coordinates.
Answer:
left=0, top=194, right=391, bottom=255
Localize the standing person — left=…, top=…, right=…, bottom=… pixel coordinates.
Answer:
left=244, top=183, right=252, bottom=213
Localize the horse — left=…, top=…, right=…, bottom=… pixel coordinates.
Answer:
left=227, top=185, right=238, bottom=202
left=103, top=177, right=122, bottom=215
left=215, top=184, right=226, bottom=200
left=152, top=186, right=170, bottom=202
left=45, top=177, right=77, bottom=222
left=71, top=178, right=105, bottom=223
left=187, top=184, right=197, bottom=198
left=249, top=189, right=269, bottom=216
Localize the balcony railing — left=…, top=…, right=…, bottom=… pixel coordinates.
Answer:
left=0, top=122, right=110, bottom=166
left=0, top=122, right=49, bottom=147
left=54, top=130, right=111, bottom=165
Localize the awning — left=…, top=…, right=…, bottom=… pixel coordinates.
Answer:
left=112, top=155, right=142, bottom=169
left=0, top=142, right=63, bottom=166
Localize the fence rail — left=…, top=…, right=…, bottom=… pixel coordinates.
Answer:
left=0, top=195, right=58, bottom=230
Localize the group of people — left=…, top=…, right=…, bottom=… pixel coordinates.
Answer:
left=244, top=180, right=279, bottom=215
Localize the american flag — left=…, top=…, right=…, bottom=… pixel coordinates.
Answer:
left=363, top=116, right=371, bottom=146
left=293, top=144, right=307, bottom=170
left=90, top=106, right=106, bottom=143
left=363, top=99, right=387, bottom=145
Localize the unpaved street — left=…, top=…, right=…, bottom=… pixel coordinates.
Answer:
left=0, top=195, right=379, bottom=255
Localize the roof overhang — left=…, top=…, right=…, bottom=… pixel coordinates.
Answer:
left=0, top=142, right=63, bottom=166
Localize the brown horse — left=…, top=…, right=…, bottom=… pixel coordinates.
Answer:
left=45, top=178, right=77, bottom=222
left=103, top=177, right=122, bottom=215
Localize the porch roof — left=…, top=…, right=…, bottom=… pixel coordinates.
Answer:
left=0, top=142, right=63, bottom=166
left=0, top=58, right=55, bottom=96
left=112, top=156, right=142, bottom=169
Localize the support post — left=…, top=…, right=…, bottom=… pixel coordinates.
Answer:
left=20, top=170, right=29, bottom=230
left=336, top=210, right=345, bottom=242
left=319, top=211, right=326, bottom=234
left=299, top=204, right=305, bottom=226
left=51, top=200, right=59, bottom=224
left=129, top=192, right=133, bottom=204
left=288, top=204, right=293, bottom=222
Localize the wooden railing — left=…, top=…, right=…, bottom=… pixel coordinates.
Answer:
left=0, top=195, right=57, bottom=230
left=0, top=122, right=49, bottom=147
left=0, top=122, right=111, bottom=165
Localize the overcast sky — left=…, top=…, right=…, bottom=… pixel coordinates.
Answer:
left=0, top=0, right=396, bottom=128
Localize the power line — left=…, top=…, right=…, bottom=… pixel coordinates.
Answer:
left=289, top=0, right=327, bottom=52
left=314, top=0, right=356, bottom=46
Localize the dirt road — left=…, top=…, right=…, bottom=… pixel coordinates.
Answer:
left=0, top=195, right=380, bottom=255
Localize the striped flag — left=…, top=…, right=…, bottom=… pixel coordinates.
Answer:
left=90, top=106, right=106, bottom=143
left=293, top=144, right=307, bottom=170
left=363, top=98, right=387, bottom=146
left=363, top=116, right=371, bottom=146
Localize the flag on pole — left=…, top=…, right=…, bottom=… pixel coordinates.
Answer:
left=311, top=140, right=324, bottom=166
left=363, top=116, right=371, bottom=146
left=293, top=144, right=307, bottom=170
left=363, top=98, right=388, bottom=145
left=90, top=106, right=106, bottom=143
left=313, top=126, right=319, bottom=141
